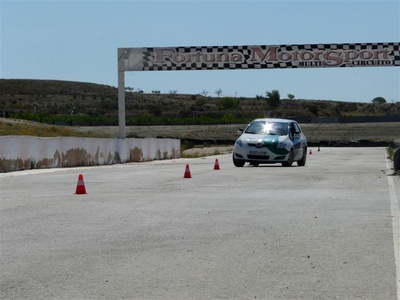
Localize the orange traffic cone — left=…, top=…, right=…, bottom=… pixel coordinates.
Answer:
left=214, top=158, right=220, bottom=170
left=75, top=174, right=87, bottom=194
left=309, top=149, right=313, bottom=155
left=183, top=164, right=192, bottom=178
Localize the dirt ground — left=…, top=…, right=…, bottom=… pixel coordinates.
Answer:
left=77, top=122, right=400, bottom=144
left=75, top=122, right=400, bottom=157
left=181, top=145, right=234, bottom=157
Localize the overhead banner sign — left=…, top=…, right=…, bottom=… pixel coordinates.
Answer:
left=118, top=42, right=400, bottom=72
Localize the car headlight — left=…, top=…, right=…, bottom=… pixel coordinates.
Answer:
left=235, top=139, right=243, bottom=147
left=277, top=142, right=289, bottom=150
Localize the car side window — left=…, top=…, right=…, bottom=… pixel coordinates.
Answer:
left=293, top=123, right=301, bottom=134
left=289, top=123, right=296, bottom=135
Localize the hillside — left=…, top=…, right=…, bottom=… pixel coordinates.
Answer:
left=1, top=79, right=399, bottom=126
left=1, top=79, right=399, bottom=147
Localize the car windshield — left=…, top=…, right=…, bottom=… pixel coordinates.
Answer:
left=244, top=121, right=288, bottom=135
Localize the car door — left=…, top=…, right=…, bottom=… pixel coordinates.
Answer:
left=290, top=122, right=303, bottom=160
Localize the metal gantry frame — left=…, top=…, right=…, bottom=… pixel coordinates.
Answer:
left=117, top=43, right=400, bottom=139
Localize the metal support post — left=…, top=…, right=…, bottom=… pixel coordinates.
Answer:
left=117, top=49, right=126, bottom=139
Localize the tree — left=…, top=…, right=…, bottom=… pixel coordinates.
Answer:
left=371, top=97, right=386, bottom=104
left=287, top=94, right=295, bottom=100
left=200, top=90, right=209, bottom=97
left=215, top=88, right=223, bottom=97
left=266, top=90, right=281, bottom=109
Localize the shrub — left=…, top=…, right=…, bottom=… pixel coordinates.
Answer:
left=216, top=97, right=240, bottom=110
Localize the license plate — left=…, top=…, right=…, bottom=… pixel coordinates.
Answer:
left=249, top=150, right=267, bottom=155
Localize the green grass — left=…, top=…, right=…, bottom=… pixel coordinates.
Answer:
left=387, top=146, right=400, bottom=176
left=387, top=146, right=397, bottom=161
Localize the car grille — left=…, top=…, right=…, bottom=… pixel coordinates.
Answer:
left=248, top=155, right=270, bottom=160
left=247, top=143, right=267, bottom=148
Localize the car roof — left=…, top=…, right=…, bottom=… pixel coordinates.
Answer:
left=251, top=118, right=296, bottom=123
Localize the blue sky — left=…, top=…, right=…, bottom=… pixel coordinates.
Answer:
left=1, top=0, right=399, bottom=103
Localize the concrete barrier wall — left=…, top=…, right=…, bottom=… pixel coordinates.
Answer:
left=0, top=136, right=180, bottom=172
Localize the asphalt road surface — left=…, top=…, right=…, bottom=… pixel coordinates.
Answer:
left=1, top=147, right=399, bottom=300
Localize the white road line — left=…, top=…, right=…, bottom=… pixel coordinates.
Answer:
left=386, top=158, right=400, bottom=300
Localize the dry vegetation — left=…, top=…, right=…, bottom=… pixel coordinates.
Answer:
left=1, top=79, right=400, bottom=123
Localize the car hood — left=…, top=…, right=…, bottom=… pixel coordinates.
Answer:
left=240, top=133, right=290, bottom=154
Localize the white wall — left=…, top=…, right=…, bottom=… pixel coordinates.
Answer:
left=0, top=136, right=180, bottom=172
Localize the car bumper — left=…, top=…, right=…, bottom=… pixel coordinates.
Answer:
left=233, top=147, right=290, bottom=163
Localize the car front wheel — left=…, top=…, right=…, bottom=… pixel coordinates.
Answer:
left=233, top=154, right=245, bottom=167
left=297, top=147, right=307, bottom=166
left=282, top=149, right=294, bottom=167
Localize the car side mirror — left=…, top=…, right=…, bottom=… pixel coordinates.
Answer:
left=236, top=128, right=243, bottom=136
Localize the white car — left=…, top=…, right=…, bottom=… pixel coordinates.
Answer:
left=233, top=118, right=308, bottom=167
